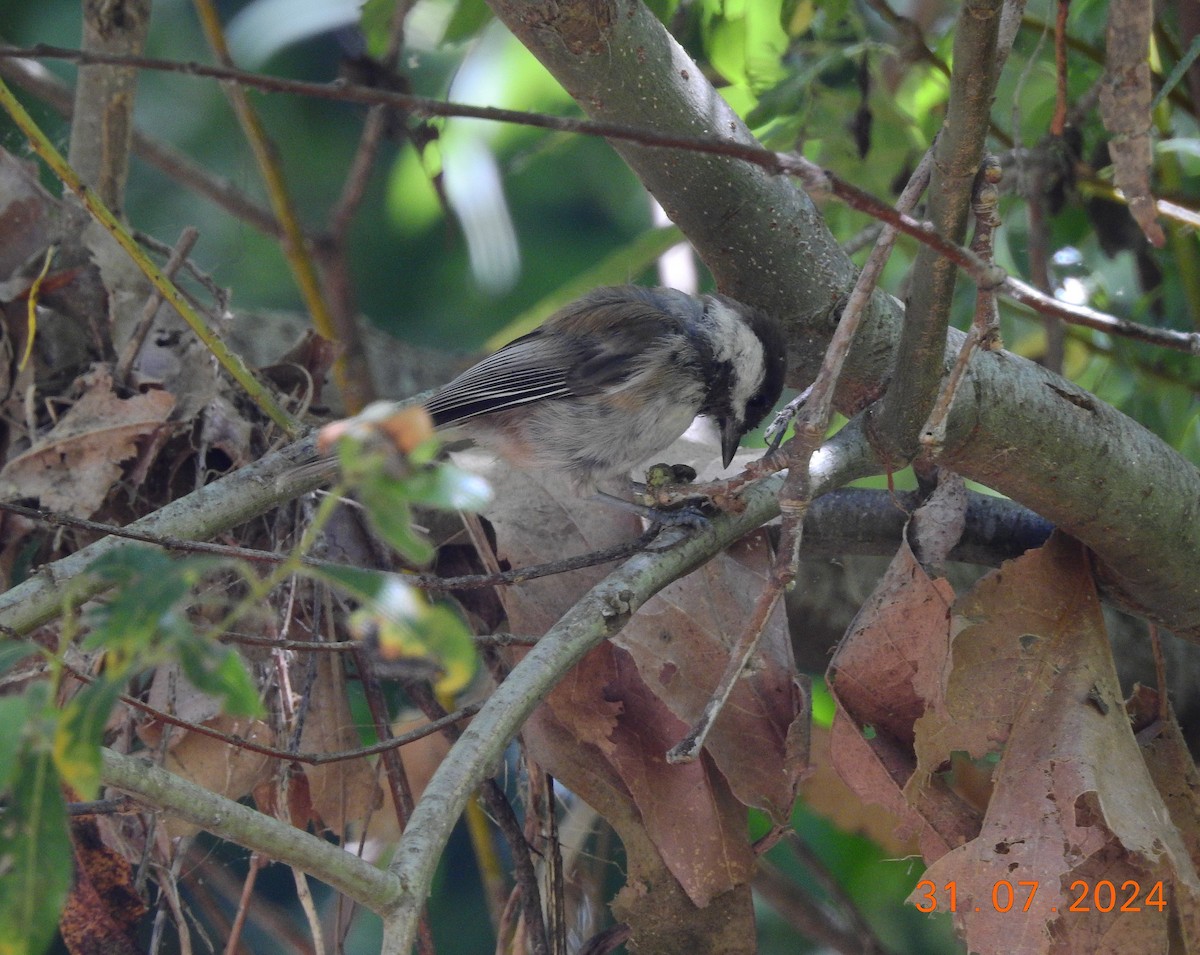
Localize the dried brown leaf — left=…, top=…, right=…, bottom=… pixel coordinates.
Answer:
left=0, top=365, right=174, bottom=517
left=829, top=538, right=955, bottom=750
left=1099, top=0, right=1165, bottom=246
left=476, top=447, right=762, bottom=916
left=1129, top=686, right=1200, bottom=931
left=155, top=715, right=274, bottom=839
left=913, top=533, right=1102, bottom=772
left=911, top=535, right=1200, bottom=954
left=826, top=539, right=978, bottom=858
left=814, top=716, right=925, bottom=856
left=473, top=452, right=640, bottom=634
left=908, top=470, right=968, bottom=572
left=617, top=530, right=808, bottom=822
left=526, top=639, right=754, bottom=906
left=0, top=149, right=59, bottom=280
left=298, top=653, right=382, bottom=836
left=364, top=714, right=454, bottom=846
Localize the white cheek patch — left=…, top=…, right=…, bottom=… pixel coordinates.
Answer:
left=706, top=302, right=767, bottom=418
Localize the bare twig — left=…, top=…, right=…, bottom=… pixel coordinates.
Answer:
left=64, top=660, right=479, bottom=765
left=922, top=157, right=1005, bottom=449
left=191, top=0, right=340, bottom=359
left=667, top=152, right=934, bottom=763
left=0, top=52, right=279, bottom=233
left=0, top=498, right=660, bottom=594
left=222, top=852, right=265, bottom=955
left=102, top=748, right=404, bottom=912
left=314, top=0, right=418, bottom=414
left=2, top=45, right=1196, bottom=352
left=1052, top=0, right=1071, bottom=136
left=1150, top=622, right=1170, bottom=724
left=351, top=647, right=437, bottom=955
left=0, top=74, right=300, bottom=434
left=870, top=0, right=1005, bottom=465
left=116, top=226, right=200, bottom=385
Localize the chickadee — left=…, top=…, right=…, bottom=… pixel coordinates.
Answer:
left=424, top=285, right=787, bottom=489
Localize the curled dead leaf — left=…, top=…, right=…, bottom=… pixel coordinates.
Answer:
left=0, top=365, right=175, bottom=518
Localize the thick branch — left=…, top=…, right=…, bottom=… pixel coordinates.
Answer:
left=100, top=748, right=403, bottom=911
left=69, top=0, right=150, bottom=212
left=873, top=0, right=1003, bottom=461
left=380, top=421, right=880, bottom=953
left=486, top=1, right=874, bottom=396
left=484, top=0, right=1200, bottom=638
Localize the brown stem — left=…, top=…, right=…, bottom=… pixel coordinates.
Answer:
left=870, top=0, right=1004, bottom=466
left=69, top=0, right=151, bottom=213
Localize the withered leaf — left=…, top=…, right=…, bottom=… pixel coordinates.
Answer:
left=618, top=530, right=808, bottom=823
left=911, top=534, right=1200, bottom=954
left=0, top=366, right=174, bottom=518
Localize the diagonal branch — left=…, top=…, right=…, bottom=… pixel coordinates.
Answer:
left=484, top=0, right=1200, bottom=640
left=871, top=0, right=1005, bottom=465
left=379, top=420, right=880, bottom=953
left=100, top=748, right=404, bottom=912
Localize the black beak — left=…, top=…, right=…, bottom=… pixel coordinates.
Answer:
left=719, top=417, right=742, bottom=469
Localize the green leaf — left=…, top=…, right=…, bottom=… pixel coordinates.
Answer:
left=359, top=487, right=436, bottom=564
left=175, top=640, right=263, bottom=718
left=401, top=464, right=493, bottom=512
left=403, top=604, right=477, bottom=696
left=351, top=586, right=478, bottom=696
left=0, top=641, right=38, bottom=679
left=359, top=0, right=396, bottom=57
left=83, top=549, right=215, bottom=673
left=444, top=0, right=492, bottom=43
left=54, top=678, right=123, bottom=799
left=0, top=748, right=71, bottom=955
left=701, top=0, right=788, bottom=93
left=0, top=692, right=36, bottom=795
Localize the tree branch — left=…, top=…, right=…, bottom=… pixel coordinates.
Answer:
left=68, top=0, right=150, bottom=213
left=100, top=748, right=403, bottom=912
left=379, top=421, right=879, bottom=952
left=483, top=0, right=1200, bottom=639
left=0, top=433, right=327, bottom=636
left=872, top=0, right=1004, bottom=463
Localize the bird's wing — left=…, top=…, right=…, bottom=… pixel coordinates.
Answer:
left=425, top=294, right=679, bottom=427
left=425, top=334, right=577, bottom=426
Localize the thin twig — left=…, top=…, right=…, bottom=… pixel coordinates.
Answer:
left=67, top=796, right=142, bottom=816
left=3, top=45, right=1196, bottom=351
left=351, top=642, right=438, bottom=955
left=667, top=153, right=934, bottom=763
left=311, top=0, right=418, bottom=415
left=870, top=0, right=1004, bottom=464
left=116, top=226, right=200, bottom=386
left=222, top=851, right=265, bottom=955
left=191, top=0, right=338, bottom=351
left=64, top=660, right=480, bottom=765
left=0, top=74, right=300, bottom=434
left=353, top=646, right=417, bottom=826
left=404, top=681, right=550, bottom=955
left=922, top=157, right=1004, bottom=449
left=1052, top=0, right=1071, bottom=135
left=0, top=499, right=659, bottom=591
left=1149, top=622, right=1170, bottom=724
left=0, top=53, right=281, bottom=235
